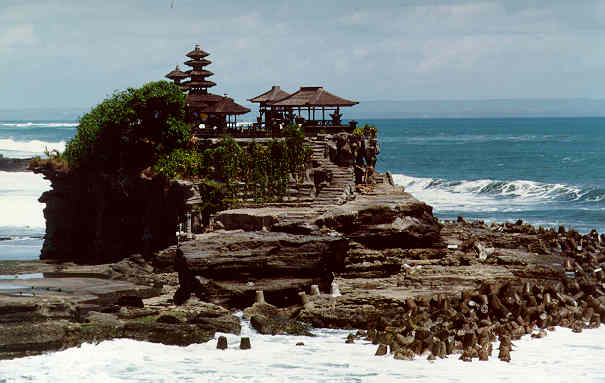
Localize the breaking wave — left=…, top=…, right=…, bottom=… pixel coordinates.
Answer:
left=0, top=122, right=78, bottom=128
left=0, top=138, right=66, bottom=158
left=392, top=173, right=604, bottom=213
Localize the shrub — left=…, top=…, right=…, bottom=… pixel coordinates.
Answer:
left=362, top=124, right=377, bottom=137
left=65, top=81, right=188, bottom=172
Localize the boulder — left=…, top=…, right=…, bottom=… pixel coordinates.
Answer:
left=188, top=314, right=241, bottom=335
left=174, top=230, right=348, bottom=306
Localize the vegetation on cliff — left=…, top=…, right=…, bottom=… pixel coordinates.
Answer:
left=64, top=81, right=190, bottom=172
left=34, top=80, right=312, bottom=208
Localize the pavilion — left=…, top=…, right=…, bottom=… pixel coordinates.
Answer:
left=165, top=45, right=250, bottom=136
left=249, top=86, right=359, bottom=137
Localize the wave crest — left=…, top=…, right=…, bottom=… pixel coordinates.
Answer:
left=0, top=122, right=78, bottom=128
left=392, top=173, right=603, bottom=212
left=0, top=138, right=66, bottom=158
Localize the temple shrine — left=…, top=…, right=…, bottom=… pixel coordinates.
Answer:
left=166, top=45, right=359, bottom=137
left=249, top=85, right=359, bottom=137
left=165, top=44, right=250, bottom=136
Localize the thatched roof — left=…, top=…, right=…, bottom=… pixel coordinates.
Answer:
left=272, top=86, right=358, bottom=107
left=186, top=94, right=250, bottom=115
left=182, top=80, right=217, bottom=89
left=248, top=86, right=291, bottom=104
left=187, top=69, right=214, bottom=77
left=185, top=58, right=212, bottom=67
left=165, top=65, right=189, bottom=80
left=212, top=98, right=251, bottom=114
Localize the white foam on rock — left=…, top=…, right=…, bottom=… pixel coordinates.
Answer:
left=0, top=139, right=66, bottom=158
left=1, top=326, right=604, bottom=382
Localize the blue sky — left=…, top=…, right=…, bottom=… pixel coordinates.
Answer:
left=1, top=0, right=605, bottom=110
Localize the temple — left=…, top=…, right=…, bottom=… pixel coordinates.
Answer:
left=250, top=85, right=359, bottom=137
left=166, top=45, right=359, bottom=138
left=165, top=44, right=250, bottom=136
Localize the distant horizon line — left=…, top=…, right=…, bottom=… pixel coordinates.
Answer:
left=2, top=97, right=605, bottom=110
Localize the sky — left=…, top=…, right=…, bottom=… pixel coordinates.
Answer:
left=1, top=0, right=605, bottom=111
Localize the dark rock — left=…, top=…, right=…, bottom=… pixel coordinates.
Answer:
left=117, top=295, right=144, bottom=308
left=122, top=322, right=214, bottom=346
left=394, top=348, right=414, bottom=360
left=175, top=231, right=348, bottom=305
left=189, top=314, right=241, bottom=335
left=498, top=348, right=511, bottom=362
left=217, top=335, right=228, bottom=350
left=156, top=314, right=182, bottom=324
left=240, top=337, right=251, bottom=350
left=296, top=342, right=305, bottom=346
left=375, top=344, right=388, bottom=356
left=32, top=166, right=190, bottom=263
left=0, top=155, right=32, bottom=172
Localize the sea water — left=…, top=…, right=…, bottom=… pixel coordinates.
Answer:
left=1, top=118, right=605, bottom=380
left=0, top=121, right=75, bottom=261
left=367, top=117, right=605, bottom=233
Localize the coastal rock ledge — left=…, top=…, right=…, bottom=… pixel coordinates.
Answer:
left=174, top=183, right=443, bottom=308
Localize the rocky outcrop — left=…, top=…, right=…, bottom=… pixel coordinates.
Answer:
left=0, top=155, right=32, bottom=172
left=33, top=166, right=190, bottom=264
left=174, top=230, right=348, bottom=307
left=177, top=183, right=443, bottom=308
left=315, top=187, right=442, bottom=249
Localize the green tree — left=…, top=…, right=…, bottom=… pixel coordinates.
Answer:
left=65, top=81, right=189, bottom=172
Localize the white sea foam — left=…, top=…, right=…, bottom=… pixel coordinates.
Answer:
left=0, top=325, right=604, bottom=382
left=0, top=171, right=49, bottom=228
left=0, top=138, right=66, bottom=158
left=392, top=173, right=600, bottom=213
left=0, top=122, right=78, bottom=128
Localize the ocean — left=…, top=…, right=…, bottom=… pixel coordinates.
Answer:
left=1, top=117, right=605, bottom=380
left=367, top=117, right=605, bottom=233
left=0, top=121, right=75, bottom=261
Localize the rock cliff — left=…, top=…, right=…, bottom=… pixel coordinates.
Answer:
left=33, top=131, right=381, bottom=264
left=33, top=164, right=189, bottom=264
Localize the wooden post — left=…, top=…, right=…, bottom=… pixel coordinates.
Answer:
left=322, top=107, right=325, bottom=126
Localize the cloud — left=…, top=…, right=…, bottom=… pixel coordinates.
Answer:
left=0, top=24, right=35, bottom=48
left=1, top=0, right=605, bottom=108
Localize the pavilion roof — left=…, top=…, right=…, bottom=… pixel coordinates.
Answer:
left=271, top=86, right=358, bottom=107
left=248, top=86, right=291, bottom=104
left=186, top=94, right=250, bottom=115
left=212, top=98, right=251, bottom=114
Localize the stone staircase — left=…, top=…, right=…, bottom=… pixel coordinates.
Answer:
left=307, top=138, right=356, bottom=206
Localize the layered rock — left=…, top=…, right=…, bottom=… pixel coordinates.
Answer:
left=174, top=183, right=443, bottom=309
left=174, top=230, right=348, bottom=307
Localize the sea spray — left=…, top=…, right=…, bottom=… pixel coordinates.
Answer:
left=1, top=326, right=605, bottom=382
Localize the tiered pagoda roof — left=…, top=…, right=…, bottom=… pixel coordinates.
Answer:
left=271, top=86, right=358, bottom=107
left=164, top=44, right=249, bottom=116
